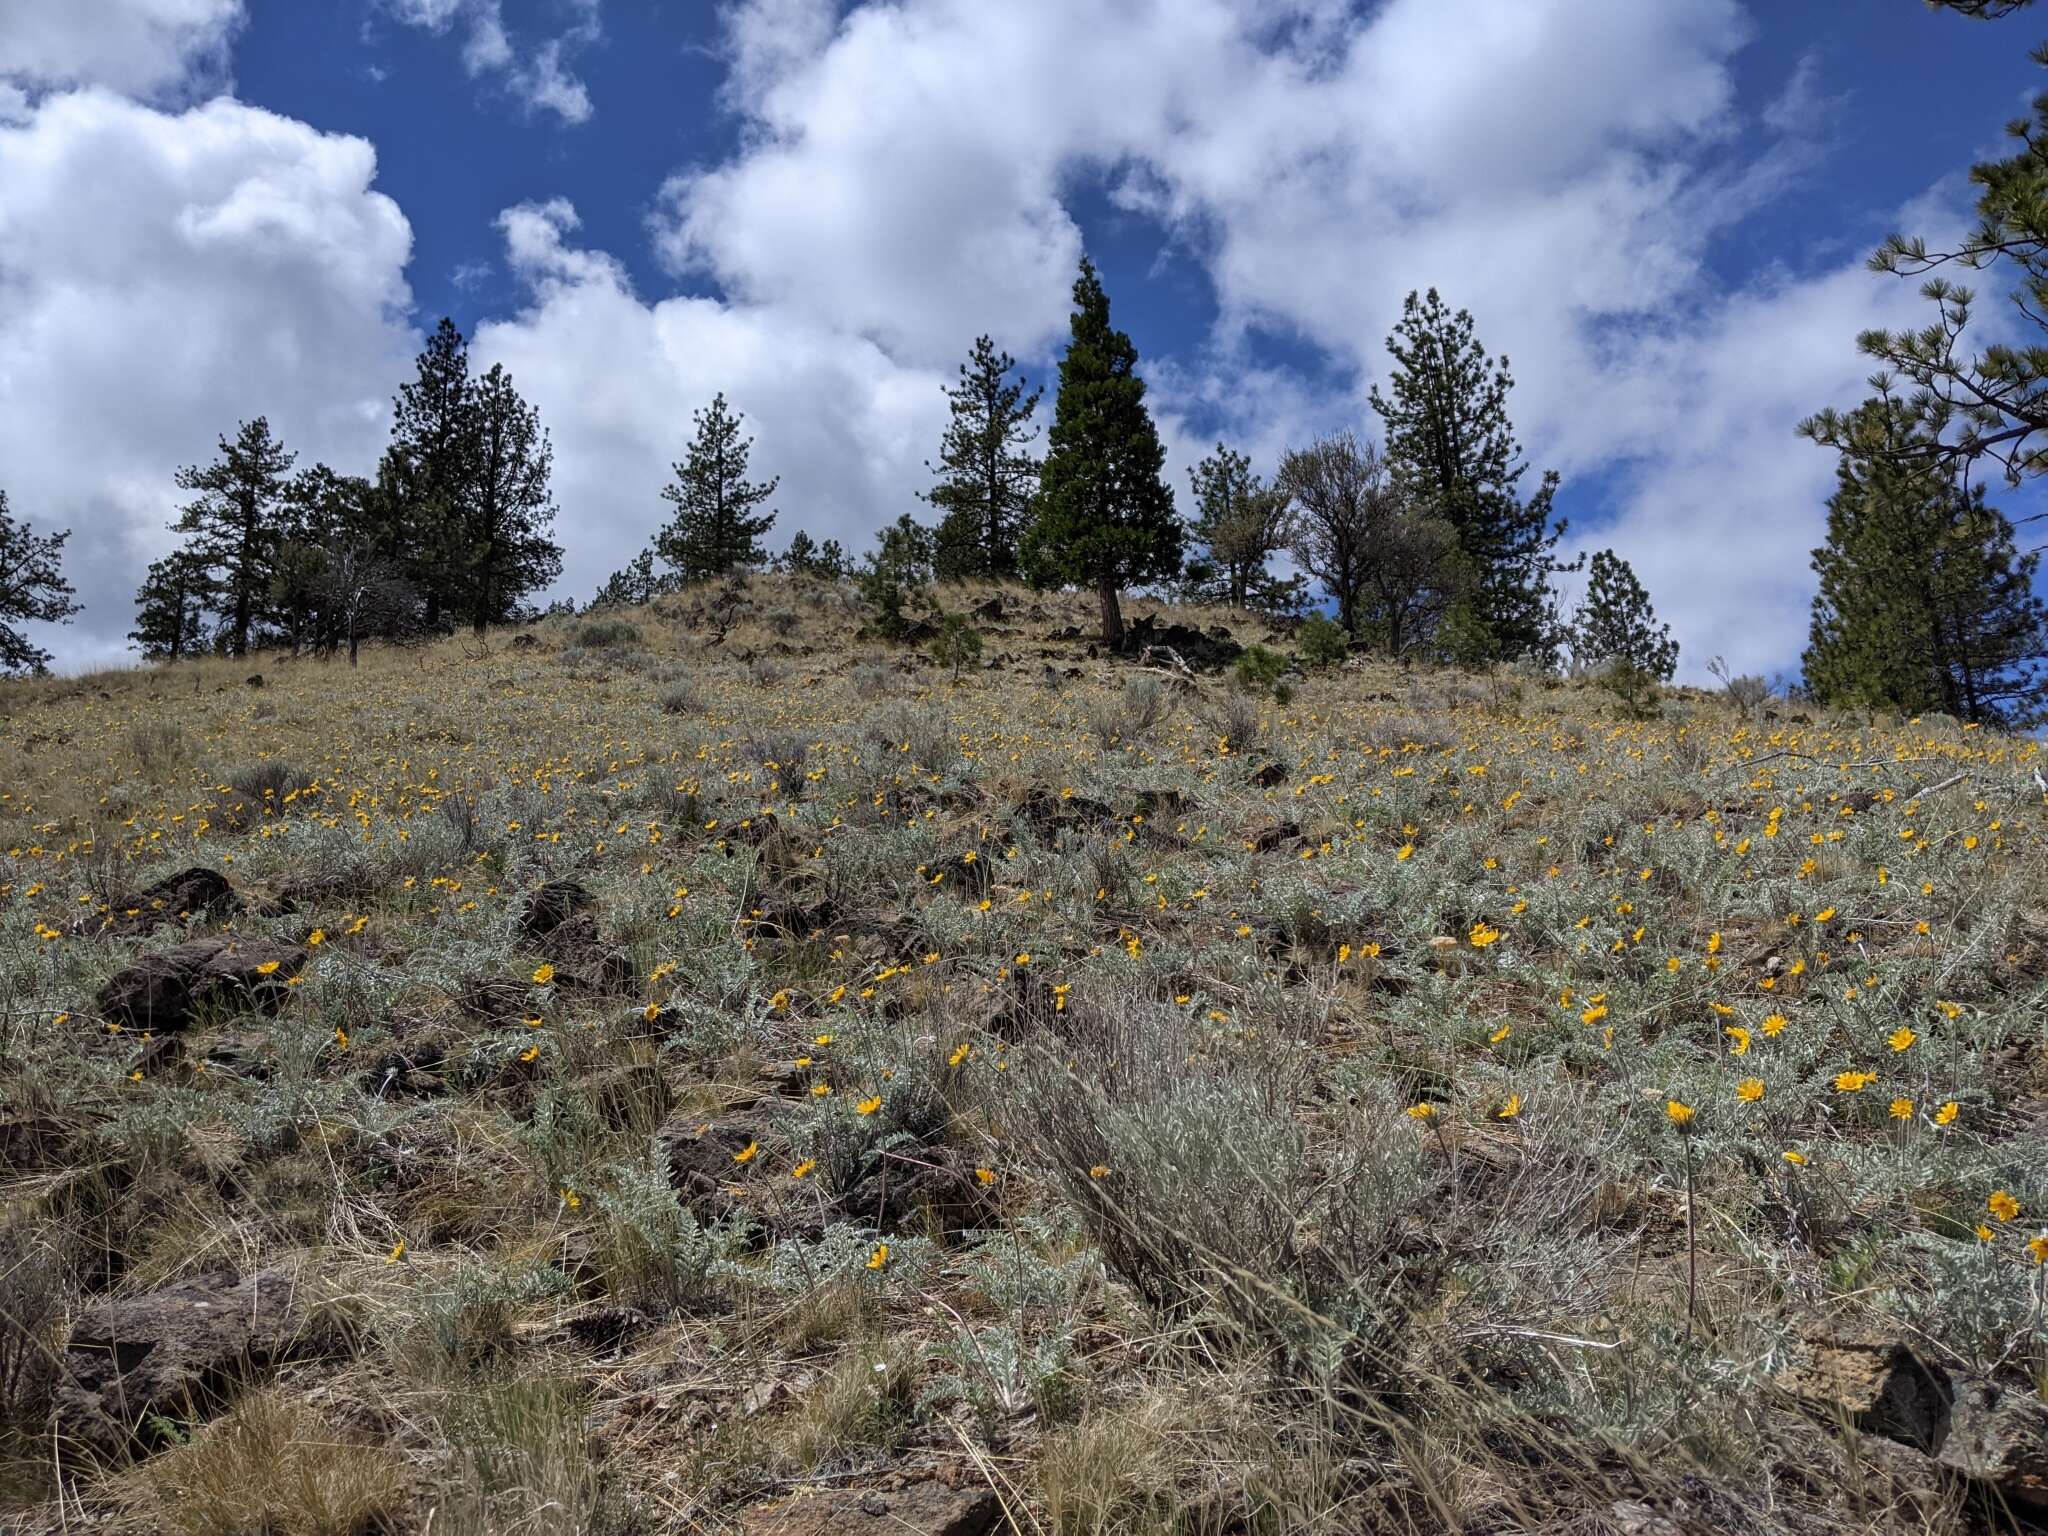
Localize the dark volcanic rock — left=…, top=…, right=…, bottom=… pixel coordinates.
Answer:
left=741, top=1482, right=1002, bottom=1536
left=94, top=937, right=307, bottom=1033
left=55, top=1268, right=317, bottom=1458
left=96, top=866, right=241, bottom=939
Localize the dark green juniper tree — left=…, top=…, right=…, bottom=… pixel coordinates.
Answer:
left=1805, top=393, right=2046, bottom=725
left=926, top=335, right=1041, bottom=581
left=1370, top=288, right=1570, bottom=665
left=654, top=394, right=779, bottom=583
left=1019, top=259, right=1182, bottom=648
left=0, top=490, right=83, bottom=674
left=170, top=416, right=296, bottom=658
left=1573, top=549, right=1678, bottom=711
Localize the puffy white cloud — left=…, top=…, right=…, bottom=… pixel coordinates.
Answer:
left=0, top=0, right=243, bottom=99
left=0, top=89, right=416, bottom=668
left=647, top=0, right=1925, bottom=679
left=378, top=0, right=600, bottom=125
left=0, top=0, right=1963, bottom=683
left=474, top=199, right=949, bottom=605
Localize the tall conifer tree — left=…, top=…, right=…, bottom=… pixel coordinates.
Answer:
left=130, top=550, right=212, bottom=662
left=925, top=336, right=1041, bottom=581
left=1369, top=289, right=1568, bottom=663
left=654, top=394, right=779, bottom=583
left=1019, top=259, right=1181, bottom=648
left=0, top=489, right=83, bottom=674
left=1186, top=443, right=1291, bottom=611
left=382, top=318, right=477, bottom=625
left=460, top=362, right=562, bottom=632
left=1805, top=394, right=2046, bottom=725
left=171, top=416, right=296, bottom=658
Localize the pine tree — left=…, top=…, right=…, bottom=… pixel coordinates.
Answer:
left=782, top=530, right=821, bottom=575
left=1018, top=259, right=1182, bottom=648
left=129, top=551, right=211, bottom=662
left=925, top=336, right=1041, bottom=581
left=593, top=549, right=671, bottom=608
left=1804, top=395, right=2047, bottom=725
left=1187, top=444, right=1291, bottom=611
left=0, top=490, right=83, bottom=674
left=171, top=416, right=296, bottom=658
left=459, top=363, right=562, bottom=632
left=1801, top=3, right=2048, bottom=485
left=1369, top=289, right=1569, bottom=663
left=382, top=318, right=478, bottom=626
left=1573, top=550, right=1678, bottom=710
left=654, top=394, right=779, bottom=583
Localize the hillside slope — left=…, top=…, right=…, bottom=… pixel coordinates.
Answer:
left=2, top=574, right=2045, bottom=1534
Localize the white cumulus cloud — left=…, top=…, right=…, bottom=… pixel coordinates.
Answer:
left=0, top=89, right=417, bottom=668
left=0, top=0, right=244, bottom=99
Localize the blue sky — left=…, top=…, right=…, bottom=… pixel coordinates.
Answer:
left=3, top=0, right=2045, bottom=678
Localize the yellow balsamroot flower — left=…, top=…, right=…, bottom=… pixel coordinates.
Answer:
left=1497, top=1093, right=1523, bottom=1120
left=1406, top=1103, right=1438, bottom=1121
left=1889, top=1098, right=1915, bottom=1121
left=814, top=1033, right=834, bottom=1047
left=255, top=960, right=281, bottom=976
left=1976, top=1224, right=1997, bottom=1243
left=562, top=1188, right=582, bottom=1210
left=790, top=1159, right=816, bottom=1180
left=1396, top=842, right=1415, bottom=861
left=733, top=1141, right=759, bottom=1164
left=1736, top=1079, right=1764, bottom=1103
left=334, top=1027, right=349, bottom=1051
left=1935, top=1101, right=1960, bottom=1126
left=1989, top=1190, right=2021, bottom=1222
left=1665, top=1099, right=1695, bottom=1127
left=1782, top=1150, right=1807, bottom=1166
left=1834, top=1071, right=1876, bottom=1093
left=385, top=1239, right=407, bottom=1264
left=519, top=1046, right=540, bottom=1063
left=307, top=928, right=325, bottom=947
left=643, top=1002, right=662, bottom=1023
left=1488, top=1023, right=1511, bottom=1044
left=866, top=1243, right=889, bottom=1270
left=811, top=1082, right=833, bottom=1097
left=1887, top=1026, right=1916, bottom=1052
left=1761, top=1013, right=1788, bottom=1037
left=948, top=1043, right=971, bottom=1067
left=1581, top=1004, right=1609, bottom=1027
left=857, top=1095, right=882, bottom=1116
left=531, top=963, right=555, bottom=986
left=1724, top=1026, right=1751, bottom=1056
left=974, top=1166, right=997, bottom=1186
left=2028, top=1235, right=2048, bottom=1265
left=1468, top=922, right=1502, bottom=949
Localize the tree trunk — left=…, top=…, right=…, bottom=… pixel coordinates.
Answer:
left=1097, top=572, right=1124, bottom=650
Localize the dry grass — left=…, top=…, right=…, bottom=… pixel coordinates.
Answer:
left=1, top=572, right=2044, bottom=1533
